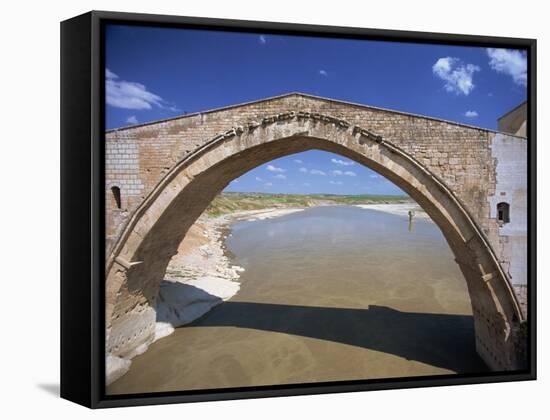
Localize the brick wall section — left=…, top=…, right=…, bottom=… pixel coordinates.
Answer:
left=105, top=134, right=145, bottom=251
left=105, top=93, right=509, bottom=258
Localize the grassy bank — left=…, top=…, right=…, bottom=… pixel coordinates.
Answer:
left=205, top=192, right=412, bottom=216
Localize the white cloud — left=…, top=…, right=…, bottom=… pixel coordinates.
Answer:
left=259, top=35, right=267, bottom=45
left=330, top=181, right=343, bottom=185
left=266, top=164, right=285, bottom=173
left=106, top=69, right=118, bottom=79
left=273, top=174, right=286, bottom=180
left=331, top=158, right=354, bottom=166
left=255, top=176, right=264, bottom=182
left=310, top=169, right=326, bottom=176
left=486, top=48, right=527, bottom=86
left=230, top=179, right=239, bottom=184
left=299, top=167, right=308, bottom=173
left=369, top=174, right=379, bottom=179
left=303, top=182, right=311, bottom=187
left=126, top=115, right=138, bottom=124
left=332, top=169, right=356, bottom=177
left=264, top=182, right=273, bottom=187
left=432, top=57, right=480, bottom=95
left=319, top=69, right=328, bottom=77
left=293, top=159, right=303, bottom=164
left=106, top=69, right=168, bottom=110
left=464, top=110, right=479, bottom=118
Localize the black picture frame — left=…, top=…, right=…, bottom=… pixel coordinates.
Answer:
left=60, top=10, right=537, bottom=409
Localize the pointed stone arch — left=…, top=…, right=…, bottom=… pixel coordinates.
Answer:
left=105, top=111, right=525, bottom=374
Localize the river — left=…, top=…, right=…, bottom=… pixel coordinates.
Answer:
left=107, top=205, right=487, bottom=394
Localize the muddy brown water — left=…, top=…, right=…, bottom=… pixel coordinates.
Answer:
left=107, top=205, right=487, bottom=394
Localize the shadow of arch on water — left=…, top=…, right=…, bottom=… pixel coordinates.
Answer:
left=178, top=296, right=489, bottom=374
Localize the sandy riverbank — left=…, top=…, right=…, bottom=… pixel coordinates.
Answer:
left=156, top=207, right=305, bottom=337
left=155, top=214, right=243, bottom=341
left=229, top=207, right=304, bottom=221
left=355, top=203, right=429, bottom=219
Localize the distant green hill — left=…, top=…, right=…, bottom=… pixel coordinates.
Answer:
left=206, top=192, right=412, bottom=216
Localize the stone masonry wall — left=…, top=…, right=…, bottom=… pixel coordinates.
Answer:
left=105, top=93, right=526, bottom=286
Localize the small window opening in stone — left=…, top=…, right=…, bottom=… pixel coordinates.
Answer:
left=497, top=202, right=510, bottom=224
left=112, top=186, right=121, bottom=209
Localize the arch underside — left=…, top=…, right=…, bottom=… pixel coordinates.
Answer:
left=105, top=114, right=526, bottom=377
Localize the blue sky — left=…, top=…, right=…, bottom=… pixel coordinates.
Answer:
left=105, top=24, right=527, bottom=195
left=225, top=150, right=402, bottom=195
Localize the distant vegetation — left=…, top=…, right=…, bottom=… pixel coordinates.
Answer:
left=205, top=192, right=412, bottom=216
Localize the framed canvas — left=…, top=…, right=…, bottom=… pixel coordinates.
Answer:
left=60, top=10, right=536, bottom=408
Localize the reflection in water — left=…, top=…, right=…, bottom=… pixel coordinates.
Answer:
left=108, top=206, right=488, bottom=394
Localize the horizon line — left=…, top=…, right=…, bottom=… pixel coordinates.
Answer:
left=221, top=191, right=410, bottom=197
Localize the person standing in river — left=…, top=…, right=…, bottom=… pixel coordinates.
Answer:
left=408, top=209, right=415, bottom=231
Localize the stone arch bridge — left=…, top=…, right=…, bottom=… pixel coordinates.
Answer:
left=105, top=93, right=527, bottom=374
